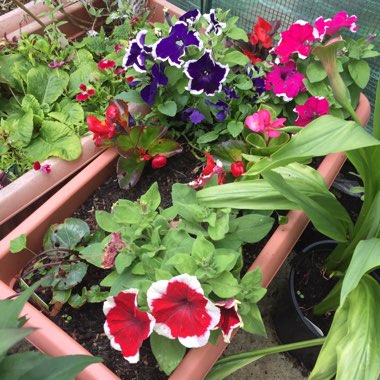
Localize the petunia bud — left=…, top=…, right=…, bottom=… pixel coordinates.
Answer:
left=151, top=154, right=167, bottom=169
left=231, top=161, right=245, bottom=177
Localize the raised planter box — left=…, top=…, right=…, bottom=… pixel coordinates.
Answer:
left=0, top=94, right=370, bottom=379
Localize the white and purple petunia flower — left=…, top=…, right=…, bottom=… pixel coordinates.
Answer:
left=184, top=50, right=229, bottom=96
left=152, top=21, right=203, bottom=68
left=182, top=107, right=206, bottom=124
left=214, top=299, right=243, bottom=343
left=204, top=9, right=226, bottom=36
left=147, top=274, right=221, bottom=348
left=103, top=289, right=155, bottom=363
left=140, top=62, right=168, bottom=106
left=122, top=30, right=150, bottom=73
left=179, top=9, right=201, bottom=27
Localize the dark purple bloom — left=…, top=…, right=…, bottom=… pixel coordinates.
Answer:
left=224, top=85, right=239, bottom=100
left=122, top=30, right=149, bottom=73
left=205, top=99, right=229, bottom=122
left=182, top=108, right=205, bottom=124
left=179, top=9, right=201, bottom=26
left=152, top=22, right=203, bottom=68
left=204, top=9, right=226, bottom=36
left=254, top=77, right=266, bottom=95
left=129, top=114, right=136, bottom=127
left=184, top=50, right=229, bottom=96
left=141, top=63, right=168, bottom=106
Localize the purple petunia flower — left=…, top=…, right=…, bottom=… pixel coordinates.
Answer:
left=152, top=22, right=203, bottom=68
left=182, top=108, right=206, bottom=124
left=224, top=85, right=239, bottom=100
left=204, top=9, right=226, bottom=36
left=184, top=50, right=229, bottom=96
left=253, top=77, right=266, bottom=95
left=179, top=9, right=201, bottom=26
left=141, top=63, right=168, bottom=106
left=205, top=99, right=229, bottom=122
left=122, top=30, right=150, bottom=73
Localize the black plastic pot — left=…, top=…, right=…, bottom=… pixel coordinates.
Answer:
left=273, top=240, right=337, bottom=370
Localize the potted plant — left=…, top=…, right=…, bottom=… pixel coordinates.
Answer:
left=0, top=4, right=376, bottom=380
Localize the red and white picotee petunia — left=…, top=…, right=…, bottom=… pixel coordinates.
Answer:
left=147, top=274, right=221, bottom=348
left=214, top=299, right=243, bottom=343
left=103, top=289, right=155, bottom=363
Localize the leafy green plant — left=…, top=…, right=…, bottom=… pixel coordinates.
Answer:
left=0, top=282, right=101, bottom=378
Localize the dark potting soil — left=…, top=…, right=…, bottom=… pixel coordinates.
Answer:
left=291, top=160, right=363, bottom=335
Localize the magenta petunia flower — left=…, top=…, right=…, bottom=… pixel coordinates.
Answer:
left=315, top=12, right=358, bottom=40
left=265, top=61, right=306, bottom=102
left=147, top=274, right=220, bottom=348
left=98, top=59, right=116, bottom=70
left=294, top=96, right=329, bottom=126
left=103, top=289, right=155, bottom=363
left=245, top=109, right=286, bottom=138
left=274, top=21, right=318, bottom=62
left=215, top=299, right=243, bottom=343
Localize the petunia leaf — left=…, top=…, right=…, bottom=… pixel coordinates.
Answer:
left=348, top=60, right=370, bottom=89
left=222, top=51, right=249, bottom=66
left=227, top=27, right=248, bottom=42
left=227, top=120, right=244, bottom=138
left=115, top=90, right=145, bottom=104
left=158, top=101, right=177, bottom=116
left=207, top=271, right=241, bottom=298
left=306, top=62, right=327, bottom=83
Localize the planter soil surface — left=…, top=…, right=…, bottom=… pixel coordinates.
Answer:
left=291, top=160, right=363, bottom=335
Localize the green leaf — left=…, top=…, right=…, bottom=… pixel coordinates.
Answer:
left=0, top=352, right=101, bottom=380
left=113, top=199, right=142, bottom=224
left=68, top=62, right=100, bottom=92
left=0, top=54, right=30, bottom=90
left=116, top=154, right=146, bottom=190
left=140, top=182, right=161, bottom=211
left=115, top=90, right=145, bottom=104
left=10, top=234, right=27, bottom=253
left=95, top=211, right=121, bottom=232
left=197, top=131, right=219, bottom=144
left=26, top=121, right=82, bottom=162
left=341, top=238, right=380, bottom=304
left=165, top=254, right=197, bottom=275
left=306, top=62, right=327, bottom=83
left=227, top=121, right=244, bottom=138
left=348, top=60, right=370, bottom=89
left=79, top=243, right=104, bottom=268
left=27, top=66, right=69, bottom=105
left=240, top=302, right=266, bottom=336
left=150, top=333, right=186, bottom=375
left=86, top=285, right=108, bottom=303
left=7, top=109, right=34, bottom=148
left=0, top=328, right=34, bottom=356
left=208, top=211, right=230, bottom=241
left=115, top=252, right=135, bottom=273
left=158, top=101, right=177, bottom=116
left=207, top=271, right=241, bottom=298
left=49, top=100, right=84, bottom=125
left=52, top=289, right=72, bottom=304
left=223, top=50, right=250, bottom=66
left=192, top=236, right=215, bottom=263
left=147, top=139, right=182, bottom=157
left=69, top=288, right=87, bottom=308
left=43, top=218, right=90, bottom=250
left=226, top=27, right=248, bottom=41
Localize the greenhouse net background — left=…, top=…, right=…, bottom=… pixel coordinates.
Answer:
left=168, top=0, right=380, bottom=131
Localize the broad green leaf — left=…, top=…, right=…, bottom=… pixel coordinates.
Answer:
left=116, top=154, right=146, bottom=190
left=49, top=100, right=84, bottom=125
left=197, top=131, right=219, bottom=144
left=43, top=218, right=90, bottom=250
left=158, top=101, right=177, bottom=116
left=27, top=66, right=69, bottom=105
left=148, top=139, right=183, bottom=157
left=228, top=214, right=274, bottom=243
left=86, top=285, right=108, bottom=303
left=207, top=271, right=241, bottom=298
left=68, top=62, right=100, bottom=92
left=10, top=234, right=27, bottom=253
left=247, top=115, right=380, bottom=175
left=150, top=333, right=186, bottom=375
left=341, top=238, right=380, bottom=304
left=208, top=211, right=230, bottom=240
left=222, top=50, right=249, bottom=66
left=140, top=182, right=161, bottom=212
left=79, top=243, right=104, bottom=267
left=52, top=289, right=72, bottom=304
left=26, top=121, right=82, bottom=162
left=165, top=254, right=197, bottom=275
left=42, top=262, right=88, bottom=290
left=115, top=90, right=145, bottom=104
left=227, top=120, right=244, bottom=138
left=191, top=235, right=215, bottom=263
left=306, top=62, right=327, bottom=83
left=213, top=249, right=240, bottom=273
left=0, top=328, right=34, bottom=356
left=239, top=302, right=266, bottom=336
left=69, top=288, right=87, bottom=308
left=115, top=253, right=135, bottom=274
left=7, top=109, right=34, bottom=148
left=226, top=27, right=248, bottom=41
left=263, top=164, right=352, bottom=242
left=0, top=54, right=30, bottom=90
left=112, top=199, right=142, bottom=224
left=0, top=352, right=100, bottom=379
left=95, top=211, right=121, bottom=232
left=348, top=60, right=370, bottom=89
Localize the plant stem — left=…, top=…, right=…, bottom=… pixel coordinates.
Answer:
left=12, top=0, right=47, bottom=29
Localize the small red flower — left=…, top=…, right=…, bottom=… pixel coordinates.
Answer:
left=114, top=67, right=126, bottom=75
left=231, top=161, right=245, bottom=178
left=147, top=274, right=220, bottom=347
left=215, top=299, right=243, bottom=343
left=114, top=44, right=124, bottom=53
left=242, top=50, right=262, bottom=65
left=98, top=59, right=116, bottom=70
left=130, top=17, right=139, bottom=27
left=126, top=76, right=134, bottom=83
left=76, top=84, right=95, bottom=102
left=33, top=161, right=41, bottom=170
left=151, top=154, right=167, bottom=169
left=249, top=17, right=272, bottom=48
left=104, top=289, right=155, bottom=363
left=86, top=115, right=116, bottom=146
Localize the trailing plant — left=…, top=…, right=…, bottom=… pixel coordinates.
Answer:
left=0, top=282, right=101, bottom=378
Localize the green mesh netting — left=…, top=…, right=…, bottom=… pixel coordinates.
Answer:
left=168, top=0, right=380, bottom=130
